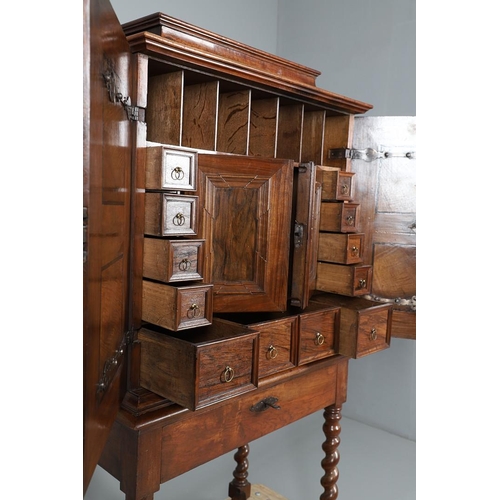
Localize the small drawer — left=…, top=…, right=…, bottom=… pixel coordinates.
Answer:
left=138, top=319, right=259, bottom=410
left=297, top=306, right=340, bottom=365
left=143, top=238, right=205, bottom=283
left=310, top=293, right=392, bottom=358
left=146, top=146, right=197, bottom=191
left=142, top=280, right=213, bottom=331
left=318, top=232, right=364, bottom=265
left=318, top=167, right=355, bottom=201
left=319, top=202, right=359, bottom=233
left=218, top=312, right=298, bottom=380
left=315, top=262, right=372, bottom=296
left=145, top=193, right=198, bottom=236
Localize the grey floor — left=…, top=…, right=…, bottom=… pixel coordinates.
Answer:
left=85, top=411, right=416, bottom=500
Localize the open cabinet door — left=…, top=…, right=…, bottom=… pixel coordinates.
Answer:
left=349, top=116, right=416, bottom=339
left=83, top=0, right=134, bottom=492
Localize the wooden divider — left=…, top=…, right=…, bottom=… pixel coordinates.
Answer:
left=217, top=90, right=251, bottom=155
left=248, top=97, right=279, bottom=157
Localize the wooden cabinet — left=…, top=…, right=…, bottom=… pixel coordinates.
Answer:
left=83, top=0, right=415, bottom=497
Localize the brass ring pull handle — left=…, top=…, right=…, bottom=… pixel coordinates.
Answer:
left=346, top=215, right=355, bottom=226
left=315, top=332, right=325, bottom=346
left=179, top=258, right=191, bottom=271
left=173, top=213, right=186, bottom=226
left=358, top=279, right=367, bottom=289
left=369, top=328, right=378, bottom=341
left=187, top=303, right=201, bottom=318
left=221, top=366, right=235, bottom=383
left=267, top=345, right=278, bottom=360
left=351, top=246, right=359, bottom=256
left=341, top=184, right=350, bottom=194
left=171, top=166, right=185, bottom=180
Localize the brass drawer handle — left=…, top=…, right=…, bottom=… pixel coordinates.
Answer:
left=341, top=184, right=350, bottom=194
left=351, top=246, right=359, bottom=256
left=173, top=212, right=186, bottom=226
left=221, top=366, right=235, bottom=383
left=179, top=258, right=191, bottom=271
left=358, top=279, right=367, bottom=289
left=314, top=332, right=325, bottom=346
left=187, top=303, right=201, bottom=318
left=266, top=345, right=278, bottom=360
left=370, top=328, right=378, bottom=341
left=171, top=166, right=185, bottom=180
left=250, top=396, right=281, bottom=412
left=346, top=215, right=355, bottom=226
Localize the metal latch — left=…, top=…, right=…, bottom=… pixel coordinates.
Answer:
left=294, top=222, right=305, bottom=248
left=328, top=147, right=415, bottom=162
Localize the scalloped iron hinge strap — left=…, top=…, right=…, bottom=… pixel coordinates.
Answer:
left=96, top=329, right=135, bottom=396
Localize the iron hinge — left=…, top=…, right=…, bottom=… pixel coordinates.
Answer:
left=96, top=329, right=135, bottom=396
left=328, top=147, right=415, bottom=162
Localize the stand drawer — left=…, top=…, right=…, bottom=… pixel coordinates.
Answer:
left=318, top=167, right=355, bottom=201
left=318, top=232, right=364, bottom=265
left=319, top=202, right=359, bottom=233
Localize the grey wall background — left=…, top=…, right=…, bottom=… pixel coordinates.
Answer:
left=98, top=0, right=416, bottom=493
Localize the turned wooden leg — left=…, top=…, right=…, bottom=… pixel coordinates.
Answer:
left=228, top=444, right=252, bottom=500
left=320, top=404, right=342, bottom=500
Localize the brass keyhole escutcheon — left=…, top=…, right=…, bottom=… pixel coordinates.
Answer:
left=187, top=303, right=201, bottom=318
left=179, top=258, right=191, bottom=271
left=315, top=332, right=325, bottom=346
left=173, top=213, right=186, bottom=226
left=346, top=215, right=354, bottom=226
left=221, top=366, right=234, bottom=383
left=370, top=328, right=378, bottom=341
left=171, top=166, right=185, bottom=180
left=341, top=184, right=349, bottom=194
left=351, top=246, right=359, bottom=256
left=358, top=279, right=367, bottom=289
left=267, top=345, right=278, bottom=360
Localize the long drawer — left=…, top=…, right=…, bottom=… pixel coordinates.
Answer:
left=159, top=356, right=348, bottom=482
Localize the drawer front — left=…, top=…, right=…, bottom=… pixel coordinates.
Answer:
left=353, top=265, right=372, bottom=295
left=297, top=309, right=339, bottom=365
left=160, top=357, right=348, bottom=482
left=357, top=308, right=391, bottom=356
left=169, top=240, right=204, bottom=282
left=198, top=335, right=258, bottom=406
left=336, top=172, right=355, bottom=201
left=163, top=194, right=198, bottom=236
left=256, top=317, right=297, bottom=379
left=143, top=238, right=204, bottom=283
left=340, top=203, right=359, bottom=232
left=162, top=148, right=197, bottom=191
left=146, top=146, right=198, bottom=191
left=178, top=286, right=213, bottom=330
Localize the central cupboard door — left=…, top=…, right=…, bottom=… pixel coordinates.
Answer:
left=197, top=154, right=294, bottom=313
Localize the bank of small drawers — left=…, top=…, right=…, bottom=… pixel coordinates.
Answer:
left=311, top=293, right=392, bottom=358
left=138, top=319, right=259, bottom=410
